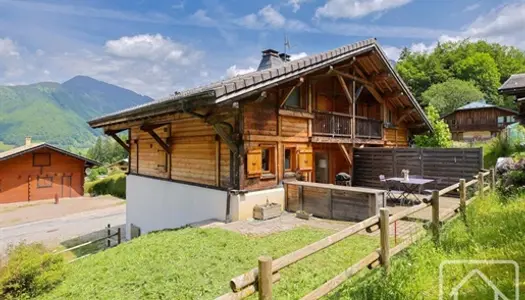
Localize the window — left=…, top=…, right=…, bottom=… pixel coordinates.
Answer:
left=284, top=148, right=296, bottom=173
left=498, top=116, right=505, bottom=125
left=508, top=116, right=515, bottom=123
left=246, top=147, right=276, bottom=179
left=262, top=148, right=271, bottom=172
left=37, top=176, right=53, bottom=188
left=33, top=153, right=51, bottom=166
left=387, top=110, right=393, bottom=123
left=284, top=88, right=301, bottom=108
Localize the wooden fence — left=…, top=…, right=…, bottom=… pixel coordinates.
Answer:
left=54, top=224, right=122, bottom=262
left=353, top=148, right=483, bottom=191
left=216, top=169, right=495, bottom=300
left=285, top=181, right=385, bottom=221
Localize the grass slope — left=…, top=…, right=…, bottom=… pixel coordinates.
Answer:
left=330, top=193, right=525, bottom=299
left=42, top=227, right=378, bottom=299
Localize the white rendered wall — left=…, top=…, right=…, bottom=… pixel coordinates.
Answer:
left=126, top=174, right=227, bottom=239
left=230, top=187, right=285, bottom=221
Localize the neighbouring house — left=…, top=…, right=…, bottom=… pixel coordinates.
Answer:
left=442, top=100, right=518, bottom=141
left=499, top=73, right=525, bottom=124
left=0, top=137, right=98, bottom=204
left=108, top=158, right=129, bottom=173
left=88, top=38, right=433, bottom=238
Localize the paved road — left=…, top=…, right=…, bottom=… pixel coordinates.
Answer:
left=0, top=206, right=125, bottom=255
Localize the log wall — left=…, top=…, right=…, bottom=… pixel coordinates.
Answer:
left=353, top=148, right=483, bottom=190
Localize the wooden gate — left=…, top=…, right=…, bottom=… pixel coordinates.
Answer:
left=352, top=148, right=483, bottom=190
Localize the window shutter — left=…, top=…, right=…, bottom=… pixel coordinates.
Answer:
left=247, top=148, right=262, bottom=178
left=298, top=148, right=313, bottom=171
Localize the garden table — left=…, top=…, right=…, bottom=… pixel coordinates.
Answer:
left=386, top=177, right=435, bottom=204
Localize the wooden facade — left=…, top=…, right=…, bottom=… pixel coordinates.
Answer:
left=0, top=143, right=97, bottom=203
left=90, top=40, right=431, bottom=193
left=443, top=106, right=517, bottom=141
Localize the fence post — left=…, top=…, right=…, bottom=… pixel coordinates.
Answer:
left=459, top=179, right=466, bottom=223
left=258, top=256, right=273, bottom=300
left=107, top=224, right=111, bottom=248
left=431, top=191, right=440, bottom=244
left=489, top=168, right=495, bottom=191
left=117, top=227, right=122, bottom=245
left=478, top=171, right=484, bottom=200
left=379, top=208, right=390, bottom=274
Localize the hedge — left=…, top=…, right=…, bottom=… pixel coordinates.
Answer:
left=84, top=173, right=126, bottom=199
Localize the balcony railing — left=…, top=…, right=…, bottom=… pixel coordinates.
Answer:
left=312, top=111, right=383, bottom=139
left=355, top=116, right=383, bottom=139
left=447, top=122, right=511, bottom=132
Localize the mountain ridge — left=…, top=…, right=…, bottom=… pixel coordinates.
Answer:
left=0, top=76, right=153, bottom=149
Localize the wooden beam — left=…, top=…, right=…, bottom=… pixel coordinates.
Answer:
left=336, top=75, right=353, bottom=104
left=213, top=123, right=238, bottom=153
left=330, top=67, right=372, bottom=86
left=371, top=72, right=390, bottom=82
left=143, top=128, right=171, bottom=154
left=140, top=123, right=167, bottom=131
left=108, top=132, right=130, bottom=153
left=338, top=144, right=353, bottom=166
left=397, top=108, right=416, bottom=124
left=333, top=57, right=356, bottom=71
left=353, top=65, right=385, bottom=104
left=279, top=78, right=304, bottom=108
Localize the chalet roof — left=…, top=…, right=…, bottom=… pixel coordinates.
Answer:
left=442, top=100, right=518, bottom=118
left=0, top=143, right=99, bottom=166
left=499, top=73, right=525, bottom=95
left=88, top=38, right=432, bottom=131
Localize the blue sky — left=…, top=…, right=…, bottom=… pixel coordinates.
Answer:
left=0, top=0, right=523, bottom=97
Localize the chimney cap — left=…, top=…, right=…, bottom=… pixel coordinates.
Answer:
left=261, top=49, right=279, bottom=56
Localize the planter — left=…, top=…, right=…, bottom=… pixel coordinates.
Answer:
left=296, top=210, right=312, bottom=220
left=253, top=202, right=282, bottom=220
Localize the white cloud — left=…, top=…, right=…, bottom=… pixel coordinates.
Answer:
left=315, top=0, right=413, bottom=19
left=289, top=52, right=308, bottom=60
left=464, top=2, right=525, bottom=48
left=236, top=5, right=313, bottom=32
left=172, top=1, right=184, bottom=10
left=0, top=38, right=19, bottom=57
left=190, top=9, right=214, bottom=25
left=104, top=34, right=200, bottom=65
left=286, top=0, right=308, bottom=13
left=259, top=5, right=286, bottom=28
left=464, top=3, right=480, bottom=12
left=382, top=46, right=402, bottom=61
left=226, top=65, right=256, bottom=78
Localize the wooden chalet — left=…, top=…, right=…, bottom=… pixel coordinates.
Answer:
left=442, top=100, right=518, bottom=141
left=0, top=137, right=98, bottom=203
left=88, top=38, right=432, bottom=237
left=499, top=73, right=525, bottom=124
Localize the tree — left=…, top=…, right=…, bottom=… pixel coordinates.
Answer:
left=421, top=79, right=484, bottom=116
left=86, top=136, right=128, bottom=165
left=414, top=105, right=452, bottom=148
left=452, top=52, right=501, bottom=103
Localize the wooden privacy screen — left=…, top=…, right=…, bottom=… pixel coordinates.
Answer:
left=285, top=181, right=385, bottom=221
left=353, top=148, right=483, bottom=191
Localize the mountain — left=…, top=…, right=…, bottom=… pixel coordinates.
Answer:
left=0, top=76, right=152, bottom=149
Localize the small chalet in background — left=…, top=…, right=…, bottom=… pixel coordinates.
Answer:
left=88, top=38, right=432, bottom=238
left=499, top=73, right=525, bottom=123
left=0, top=137, right=98, bottom=203
left=442, top=100, right=518, bottom=141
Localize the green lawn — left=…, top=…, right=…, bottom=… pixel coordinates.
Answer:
left=329, top=193, right=525, bottom=299
left=41, top=227, right=378, bottom=299
left=0, top=141, right=15, bottom=151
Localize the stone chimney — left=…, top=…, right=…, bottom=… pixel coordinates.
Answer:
left=257, top=49, right=284, bottom=71
left=25, top=136, right=32, bottom=146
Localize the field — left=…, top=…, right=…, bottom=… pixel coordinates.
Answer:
left=330, top=192, right=525, bottom=299
left=40, top=227, right=378, bottom=299
left=0, top=141, right=15, bottom=151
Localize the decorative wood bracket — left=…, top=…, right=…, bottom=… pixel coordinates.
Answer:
left=279, top=77, right=304, bottom=108
left=212, top=123, right=238, bottom=154
left=397, top=108, right=416, bottom=123
left=106, top=130, right=130, bottom=153
left=336, top=74, right=353, bottom=104
left=140, top=124, right=171, bottom=154
left=328, top=66, right=372, bottom=86
left=338, top=143, right=353, bottom=167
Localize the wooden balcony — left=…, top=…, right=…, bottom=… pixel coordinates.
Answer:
left=447, top=122, right=511, bottom=132
left=312, top=111, right=383, bottom=140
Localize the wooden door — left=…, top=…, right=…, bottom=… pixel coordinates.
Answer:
left=61, top=176, right=72, bottom=198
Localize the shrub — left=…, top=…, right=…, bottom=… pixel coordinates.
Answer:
left=414, top=105, right=452, bottom=148
left=87, top=168, right=99, bottom=182
left=0, top=243, right=67, bottom=299
left=85, top=173, right=126, bottom=199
